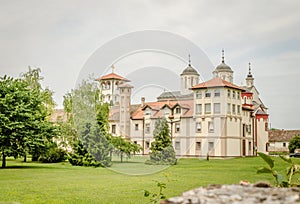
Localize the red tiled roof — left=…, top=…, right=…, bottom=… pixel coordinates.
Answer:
left=96, top=72, right=129, bottom=81
left=191, top=77, right=244, bottom=90
left=131, top=100, right=194, bottom=120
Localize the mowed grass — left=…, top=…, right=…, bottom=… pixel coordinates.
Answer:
left=0, top=156, right=294, bottom=204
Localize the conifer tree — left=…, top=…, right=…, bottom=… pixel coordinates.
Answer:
left=147, top=118, right=176, bottom=165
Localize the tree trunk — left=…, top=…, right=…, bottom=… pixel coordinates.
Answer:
left=121, top=152, right=123, bottom=163
left=32, top=154, right=39, bottom=161
left=2, top=152, right=6, bottom=168
left=23, top=154, right=27, bottom=162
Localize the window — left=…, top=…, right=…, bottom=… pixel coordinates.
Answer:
left=208, top=121, right=214, bottom=133
left=214, top=103, right=221, bottom=114
left=196, top=91, right=202, bottom=99
left=111, top=125, right=116, bottom=134
left=249, top=142, right=252, bottom=153
left=265, top=122, right=268, bottom=131
left=237, top=105, right=241, bottom=114
left=133, top=141, right=137, bottom=144
left=196, top=142, right=201, bottom=151
left=214, top=90, right=220, bottom=97
left=232, top=104, right=236, bottom=114
left=175, top=107, right=181, bottom=114
left=227, top=103, right=231, bottom=114
left=205, top=103, right=211, bottom=114
left=175, top=141, right=180, bottom=150
left=196, top=104, right=202, bottom=114
left=283, top=142, right=286, bottom=147
left=145, top=109, right=151, bottom=115
left=175, top=123, right=180, bottom=132
left=227, top=90, right=231, bottom=97
left=196, top=122, right=201, bottom=132
left=205, top=90, right=211, bottom=98
left=232, top=91, right=236, bottom=99
left=244, top=96, right=247, bottom=104
left=135, top=124, right=139, bottom=131
left=146, top=124, right=150, bottom=133
left=208, top=142, right=214, bottom=151
left=247, top=125, right=251, bottom=133
left=145, top=141, right=150, bottom=149
left=237, top=92, right=240, bottom=99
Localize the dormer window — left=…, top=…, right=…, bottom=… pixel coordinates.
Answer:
left=175, top=107, right=181, bottom=114
left=145, top=109, right=151, bottom=115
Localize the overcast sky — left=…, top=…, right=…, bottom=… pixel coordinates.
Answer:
left=0, top=0, right=299, bottom=129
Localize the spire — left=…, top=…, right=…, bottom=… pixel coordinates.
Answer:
left=247, top=62, right=253, bottom=77
left=111, top=64, right=115, bottom=73
left=188, top=54, right=191, bottom=66
left=222, top=49, right=225, bottom=63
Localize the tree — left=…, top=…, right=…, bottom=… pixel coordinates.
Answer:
left=20, top=67, right=57, bottom=162
left=0, top=73, right=56, bottom=168
left=288, top=135, right=300, bottom=153
left=110, top=136, right=142, bottom=162
left=146, top=118, right=176, bottom=165
left=68, top=78, right=112, bottom=167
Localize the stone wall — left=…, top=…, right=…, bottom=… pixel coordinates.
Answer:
left=162, top=183, right=300, bottom=204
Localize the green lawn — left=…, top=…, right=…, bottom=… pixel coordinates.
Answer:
left=0, top=156, right=293, bottom=204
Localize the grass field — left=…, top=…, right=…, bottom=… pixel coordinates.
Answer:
left=0, top=156, right=294, bottom=204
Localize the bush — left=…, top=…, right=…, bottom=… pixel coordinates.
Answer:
left=67, top=140, right=104, bottom=167
left=288, top=135, right=300, bottom=153
left=39, top=142, right=67, bottom=163
left=146, top=146, right=177, bottom=165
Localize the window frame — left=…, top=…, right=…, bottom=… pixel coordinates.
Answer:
left=214, top=103, right=221, bottom=114
left=205, top=103, right=211, bottom=114
left=214, top=90, right=220, bottom=97
left=196, top=122, right=201, bottom=132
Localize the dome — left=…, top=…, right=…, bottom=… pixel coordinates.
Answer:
left=180, top=65, right=199, bottom=76
left=213, top=49, right=233, bottom=73
left=214, top=62, right=233, bottom=73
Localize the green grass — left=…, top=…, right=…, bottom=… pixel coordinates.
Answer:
left=0, top=156, right=295, bottom=204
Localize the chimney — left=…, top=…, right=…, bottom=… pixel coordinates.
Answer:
left=141, top=97, right=145, bottom=107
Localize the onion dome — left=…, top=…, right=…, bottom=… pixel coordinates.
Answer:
left=214, top=49, right=233, bottom=73
left=180, top=54, right=200, bottom=76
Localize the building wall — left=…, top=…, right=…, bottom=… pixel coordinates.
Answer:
left=256, top=117, right=269, bottom=154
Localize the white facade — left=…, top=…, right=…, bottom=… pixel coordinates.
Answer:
left=98, top=53, right=269, bottom=157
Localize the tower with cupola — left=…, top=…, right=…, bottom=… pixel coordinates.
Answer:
left=180, top=55, right=200, bottom=95
left=212, top=50, right=234, bottom=83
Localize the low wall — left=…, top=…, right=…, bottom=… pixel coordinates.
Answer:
left=162, top=183, right=300, bottom=204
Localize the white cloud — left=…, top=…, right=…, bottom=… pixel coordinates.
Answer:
left=0, top=0, right=299, bottom=129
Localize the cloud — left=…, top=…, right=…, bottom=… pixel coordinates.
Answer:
left=0, top=0, right=299, bottom=129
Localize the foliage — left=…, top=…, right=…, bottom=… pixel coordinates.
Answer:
left=20, top=67, right=58, bottom=161
left=147, top=118, right=176, bottom=165
left=288, top=135, right=300, bottom=153
left=144, top=173, right=173, bottom=204
left=68, top=140, right=102, bottom=167
left=39, top=141, right=67, bottom=163
left=65, top=78, right=112, bottom=167
left=257, top=152, right=300, bottom=187
left=0, top=69, right=57, bottom=167
left=110, top=136, right=142, bottom=162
